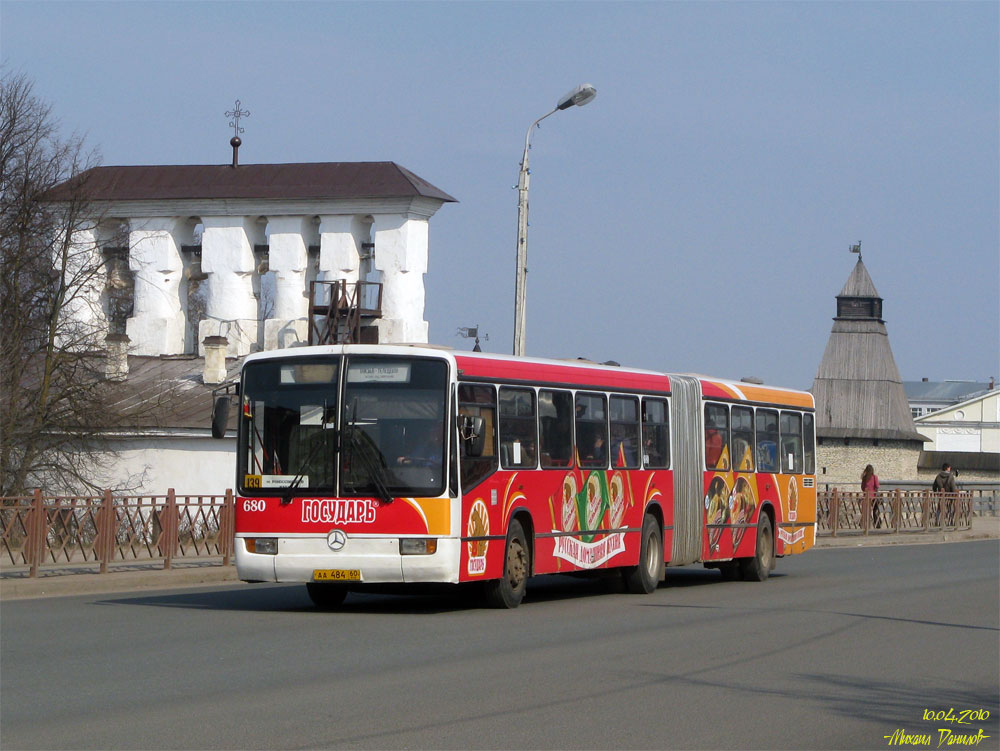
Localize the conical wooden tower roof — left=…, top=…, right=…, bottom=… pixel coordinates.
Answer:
left=810, top=258, right=926, bottom=442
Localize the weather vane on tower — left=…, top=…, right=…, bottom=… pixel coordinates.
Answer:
left=849, top=241, right=862, bottom=261
left=225, top=99, right=250, bottom=168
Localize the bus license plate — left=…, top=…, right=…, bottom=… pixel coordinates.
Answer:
left=313, top=569, right=361, bottom=582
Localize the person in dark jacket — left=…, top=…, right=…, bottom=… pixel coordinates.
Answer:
left=932, top=463, right=957, bottom=493
left=932, top=462, right=958, bottom=525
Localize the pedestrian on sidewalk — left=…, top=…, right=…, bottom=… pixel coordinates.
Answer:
left=932, top=462, right=958, bottom=525
left=862, top=464, right=881, bottom=528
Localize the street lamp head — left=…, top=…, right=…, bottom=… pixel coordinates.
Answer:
left=556, top=83, right=597, bottom=111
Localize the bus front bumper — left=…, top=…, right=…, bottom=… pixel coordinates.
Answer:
left=235, top=536, right=461, bottom=585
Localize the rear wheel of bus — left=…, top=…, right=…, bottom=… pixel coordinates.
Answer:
left=739, top=514, right=773, bottom=582
left=624, top=513, right=663, bottom=594
left=484, top=519, right=529, bottom=609
left=306, top=582, right=349, bottom=609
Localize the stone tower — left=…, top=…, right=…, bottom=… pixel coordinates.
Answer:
left=810, top=257, right=927, bottom=487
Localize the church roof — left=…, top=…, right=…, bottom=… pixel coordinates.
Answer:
left=45, top=162, right=457, bottom=204
left=838, top=258, right=881, bottom=298
left=811, top=260, right=926, bottom=443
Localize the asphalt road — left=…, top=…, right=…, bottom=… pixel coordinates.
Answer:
left=2, top=541, right=998, bottom=751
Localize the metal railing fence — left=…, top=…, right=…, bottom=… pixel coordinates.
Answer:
left=0, top=488, right=986, bottom=577
left=817, top=489, right=974, bottom=537
left=1, top=490, right=235, bottom=577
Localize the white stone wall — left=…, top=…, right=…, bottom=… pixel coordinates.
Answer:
left=373, top=213, right=429, bottom=343
left=262, top=216, right=314, bottom=349
left=88, top=435, right=236, bottom=495
left=816, top=440, right=924, bottom=489
left=66, top=201, right=441, bottom=358
left=58, top=223, right=109, bottom=349
left=198, top=216, right=264, bottom=356
left=127, top=217, right=186, bottom=355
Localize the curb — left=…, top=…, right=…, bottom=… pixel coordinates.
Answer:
left=1, top=565, right=238, bottom=601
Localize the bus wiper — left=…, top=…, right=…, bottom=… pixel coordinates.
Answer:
left=350, top=430, right=394, bottom=505
left=287, top=401, right=331, bottom=495
left=344, top=400, right=393, bottom=505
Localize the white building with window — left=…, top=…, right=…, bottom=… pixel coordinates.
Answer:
left=904, top=379, right=993, bottom=419
left=45, top=160, right=456, bottom=495
left=914, top=389, right=1000, bottom=482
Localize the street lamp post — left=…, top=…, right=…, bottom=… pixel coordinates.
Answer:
left=512, top=83, right=596, bottom=357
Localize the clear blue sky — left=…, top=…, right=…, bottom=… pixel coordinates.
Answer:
left=3, top=0, right=997, bottom=389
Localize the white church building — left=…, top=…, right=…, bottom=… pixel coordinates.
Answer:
left=47, top=159, right=456, bottom=494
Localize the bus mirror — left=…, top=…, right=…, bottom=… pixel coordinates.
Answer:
left=211, top=396, right=230, bottom=439
left=461, top=415, right=486, bottom=457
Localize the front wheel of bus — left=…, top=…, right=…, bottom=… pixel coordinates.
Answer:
left=306, top=582, right=349, bottom=609
left=484, top=519, right=529, bottom=609
left=624, top=513, right=663, bottom=594
left=740, top=514, right=773, bottom=582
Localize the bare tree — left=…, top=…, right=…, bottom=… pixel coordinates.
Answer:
left=0, top=71, right=146, bottom=496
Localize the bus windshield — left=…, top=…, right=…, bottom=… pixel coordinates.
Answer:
left=238, top=355, right=448, bottom=498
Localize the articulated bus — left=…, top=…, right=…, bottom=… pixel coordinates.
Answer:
left=219, top=344, right=816, bottom=608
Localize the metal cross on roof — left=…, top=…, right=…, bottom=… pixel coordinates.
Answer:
left=225, top=100, right=250, bottom=138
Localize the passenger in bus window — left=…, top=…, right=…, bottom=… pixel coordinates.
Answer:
left=586, top=433, right=606, bottom=464
left=706, top=429, right=725, bottom=469
left=611, top=436, right=637, bottom=467
left=397, top=427, right=443, bottom=468
left=643, top=437, right=660, bottom=467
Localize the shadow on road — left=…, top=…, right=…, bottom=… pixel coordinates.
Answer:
left=790, top=673, right=1000, bottom=735
left=94, top=566, right=745, bottom=614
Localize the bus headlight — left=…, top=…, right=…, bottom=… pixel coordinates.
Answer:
left=246, top=537, right=277, bottom=555
left=399, top=538, right=437, bottom=555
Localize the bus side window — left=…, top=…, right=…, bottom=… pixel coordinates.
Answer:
left=539, top=389, right=574, bottom=468
left=575, top=392, right=608, bottom=469
left=610, top=395, right=640, bottom=468
left=780, top=411, right=803, bottom=474
left=731, top=405, right=754, bottom=472
left=641, top=398, right=669, bottom=469
left=704, top=403, right=730, bottom=470
left=458, top=384, right=498, bottom=490
left=803, top=413, right=816, bottom=475
left=498, top=387, right=537, bottom=468
left=756, top=409, right=779, bottom=473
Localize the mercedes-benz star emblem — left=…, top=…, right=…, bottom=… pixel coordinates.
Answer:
left=327, top=529, right=347, bottom=551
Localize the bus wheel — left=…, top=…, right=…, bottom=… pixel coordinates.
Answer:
left=484, top=519, right=529, bottom=609
left=624, top=513, right=663, bottom=594
left=306, top=582, right=348, bottom=609
left=740, top=515, right=773, bottom=582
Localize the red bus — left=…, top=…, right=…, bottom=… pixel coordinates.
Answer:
left=219, top=344, right=816, bottom=608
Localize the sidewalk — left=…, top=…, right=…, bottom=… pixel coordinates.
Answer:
left=814, top=513, right=999, bottom=548
left=0, top=559, right=238, bottom=601
left=2, top=517, right=997, bottom=601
